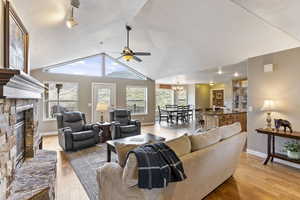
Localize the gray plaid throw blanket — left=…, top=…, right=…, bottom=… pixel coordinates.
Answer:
left=127, top=142, right=186, bottom=189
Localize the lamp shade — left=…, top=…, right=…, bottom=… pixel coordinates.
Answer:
left=261, top=100, right=275, bottom=111
left=96, top=103, right=109, bottom=112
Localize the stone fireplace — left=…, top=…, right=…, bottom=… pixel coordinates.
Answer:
left=0, top=99, right=40, bottom=199
left=0, top=69, right=56, bottom=200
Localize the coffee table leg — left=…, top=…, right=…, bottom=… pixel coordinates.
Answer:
left=107, top=144, right=111, bottom=162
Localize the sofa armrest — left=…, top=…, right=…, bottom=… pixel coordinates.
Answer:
left=96, top=163, right=124, bottom=200
left=58, top=127, right=73, bottom=151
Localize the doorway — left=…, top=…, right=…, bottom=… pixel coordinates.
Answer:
left=92, top=83, right=116, bottom=122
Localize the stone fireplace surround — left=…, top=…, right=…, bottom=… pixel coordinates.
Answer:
left=0, top=69, right=56, bottom=200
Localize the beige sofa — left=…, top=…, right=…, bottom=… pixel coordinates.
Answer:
left=97, top=123, right=247, bottom=200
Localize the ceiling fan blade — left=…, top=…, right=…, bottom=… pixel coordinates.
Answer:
left=133, top=52, right=151, bottom=56
left=133, top=56, right=142, bottom=62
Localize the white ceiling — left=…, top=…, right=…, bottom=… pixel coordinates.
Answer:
left=11, top=0, right=300, bottom=82
left=157, top=60, right=248, bottom=84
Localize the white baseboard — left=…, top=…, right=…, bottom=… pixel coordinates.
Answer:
left=142, top=122, right=155, bottom=126
left=41, top=131, right=57, bottom=136
left=246, top=149, right=300, bottom=169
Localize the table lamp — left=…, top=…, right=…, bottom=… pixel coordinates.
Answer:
left=96, top=103, right=109, bottom=122
left=261, top=100, right=275, bottom=129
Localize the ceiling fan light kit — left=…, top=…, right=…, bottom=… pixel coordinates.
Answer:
left=116, top=25, right=151, bottom=63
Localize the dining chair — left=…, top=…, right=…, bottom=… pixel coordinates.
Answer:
left=158, top=106, right=169, bottom=123
left=176, top=105, right=189, bottom=124
left=165, top=105, right=178, bottom=123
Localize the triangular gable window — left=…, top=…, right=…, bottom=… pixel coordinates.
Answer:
left=44, top=53, right=147, bottom=80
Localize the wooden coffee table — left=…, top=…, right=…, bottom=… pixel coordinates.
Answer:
left=106, top=133, right=165, bottom=162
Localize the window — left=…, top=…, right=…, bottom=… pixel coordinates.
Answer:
left=46, top=55, right=103, bottom=77
left=44, top=53, right=147, bottom=80
left=176, top=89, right=188, bottom=105
left=126, top=86, right=147, bottom=115
left=44, top=82, right=79, bottom=120
left=105, top=56, right=146, bottom=80
left=156, top=89, right=174, bottom=110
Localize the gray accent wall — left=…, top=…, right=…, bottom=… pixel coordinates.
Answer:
left=31, top=69, right=156, bottom=134
left=247, top=47, right=300, bottom=154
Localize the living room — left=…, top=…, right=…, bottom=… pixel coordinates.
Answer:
left=1, top=0, right=300, bottom=200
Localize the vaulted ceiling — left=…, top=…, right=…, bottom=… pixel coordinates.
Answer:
left=11, top=0, right=300, bottom=81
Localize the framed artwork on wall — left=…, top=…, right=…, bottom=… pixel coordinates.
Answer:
left=4, top=1, right=29, bottom=73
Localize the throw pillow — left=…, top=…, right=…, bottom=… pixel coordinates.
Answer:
left=165, top=134, right=191, bottom=157
left=114, top=142, right=139, bottom=167
left=189, top=128, right=221, bottom=151
left=219, top=122, right=241, bottom=139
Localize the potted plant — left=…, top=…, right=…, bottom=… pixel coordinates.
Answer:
left=284, top=141, right=300, bottom=159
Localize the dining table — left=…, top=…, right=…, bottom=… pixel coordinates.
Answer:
left=160, top=107, right=198, bottom=124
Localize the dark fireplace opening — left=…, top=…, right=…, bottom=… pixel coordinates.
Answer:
left=15, top=111, right=25, bottom=168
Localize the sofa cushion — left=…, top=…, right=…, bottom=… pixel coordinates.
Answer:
left=115, top=143, right=139, bottom=167
left=219, top=122, right=241, bottom=139
left=120, top=125, right=137, bottom=133
left=165, top=134, right=191, bottom=157
left=122, top=153, right=138, bottom=187
left=189, top=128, right=221, bottom=151
left=72, top=130, right=95, bottom=141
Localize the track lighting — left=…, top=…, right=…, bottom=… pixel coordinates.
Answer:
left=66, top=7, right=78, bottom=29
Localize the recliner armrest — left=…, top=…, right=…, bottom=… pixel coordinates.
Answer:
left=129, top=120, right=140, bottom=126
left=111, top=121, right=121, bottom=126
left=129, top=120, right=141, bottom=135
left=111, top=121, right=121, bottom=139
left=58, top=127, right=73, bottom=151
left=83, top=123, right=100, bottom=132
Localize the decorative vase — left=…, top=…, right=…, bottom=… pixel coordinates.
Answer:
left=287, top=150, right=300, bottom=160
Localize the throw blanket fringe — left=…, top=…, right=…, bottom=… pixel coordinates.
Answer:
left=127, top=142, right=186, bottom=189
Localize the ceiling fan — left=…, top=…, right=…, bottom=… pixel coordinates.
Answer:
left=116, top=25, right=151, bottom=62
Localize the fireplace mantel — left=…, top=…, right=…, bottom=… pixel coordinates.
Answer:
left=0, top=68, right=45, bottom=99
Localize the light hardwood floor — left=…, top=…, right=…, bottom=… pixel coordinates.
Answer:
left=43, top=123, right=300, bottom=200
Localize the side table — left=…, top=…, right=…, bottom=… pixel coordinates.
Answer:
left=256, top=128, right=300, bottom=165
left=97, top=122, right=112, bottom=143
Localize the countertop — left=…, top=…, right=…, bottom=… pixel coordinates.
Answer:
left=202, top=110, right=247, bottom=116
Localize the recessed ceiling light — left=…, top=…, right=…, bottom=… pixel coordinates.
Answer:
left=234, top=72, right=239, bottom=77
left=217, top=69, right=223, bottom=75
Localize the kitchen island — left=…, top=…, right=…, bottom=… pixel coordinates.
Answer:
left=202, top=110, right=247, bottom=131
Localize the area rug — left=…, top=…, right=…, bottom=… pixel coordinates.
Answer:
left=64, top=144, right=116, bottom=200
